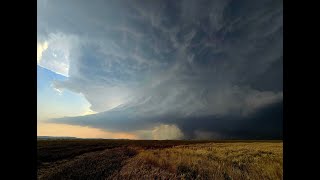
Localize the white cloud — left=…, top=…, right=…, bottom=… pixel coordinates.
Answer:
left=37, top=33, right=80, bottom=77
left=53, top=87, right=63, bottom=95
left=37, top=41, right=48, bottom=63
left=82, top=108, right=97, bottom=116
left=152, top=124, right=183, bottom=140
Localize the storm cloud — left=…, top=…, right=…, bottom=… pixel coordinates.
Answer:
left=38, top=0, right=283, bottom=139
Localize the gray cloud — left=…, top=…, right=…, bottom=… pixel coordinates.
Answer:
left=38, top=0, right=283, bottom=139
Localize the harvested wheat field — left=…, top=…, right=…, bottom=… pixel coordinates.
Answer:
left=38, top=140, right=282, bottom=180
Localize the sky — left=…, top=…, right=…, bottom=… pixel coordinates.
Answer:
left=37, top=0, right=283, bottom=140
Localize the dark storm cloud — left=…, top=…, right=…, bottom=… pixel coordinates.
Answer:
left=39, top=0, right=283, bottom=139
left=177, top=101, right=283, bottom=139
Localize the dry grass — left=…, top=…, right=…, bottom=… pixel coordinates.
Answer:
left=38, top=147, right=137, bottom=180
left=115, top=142, right=283, bottom=180
left=37, top=139, right=209, bottom=179
left=37, top=139, right=209, bottom=166
left=38, top=140, right=282, bottom=180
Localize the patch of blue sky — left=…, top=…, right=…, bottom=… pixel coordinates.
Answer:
left=37, top=65, right=91, bottom=121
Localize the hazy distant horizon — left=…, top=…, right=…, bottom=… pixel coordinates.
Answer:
left=37, top=135, right=282, bottom=141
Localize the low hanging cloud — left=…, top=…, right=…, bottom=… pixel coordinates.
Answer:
left=39, top=0, right=283, bottom=139
left=152, top=124, right=184, bottom=140
left=194, top=130, right=223, bottom=140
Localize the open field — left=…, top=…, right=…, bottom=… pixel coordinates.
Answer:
left=38, top=140, right=282, bottom=180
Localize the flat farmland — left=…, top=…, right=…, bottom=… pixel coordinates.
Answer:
left=37, top=140, right=282, bottom=180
